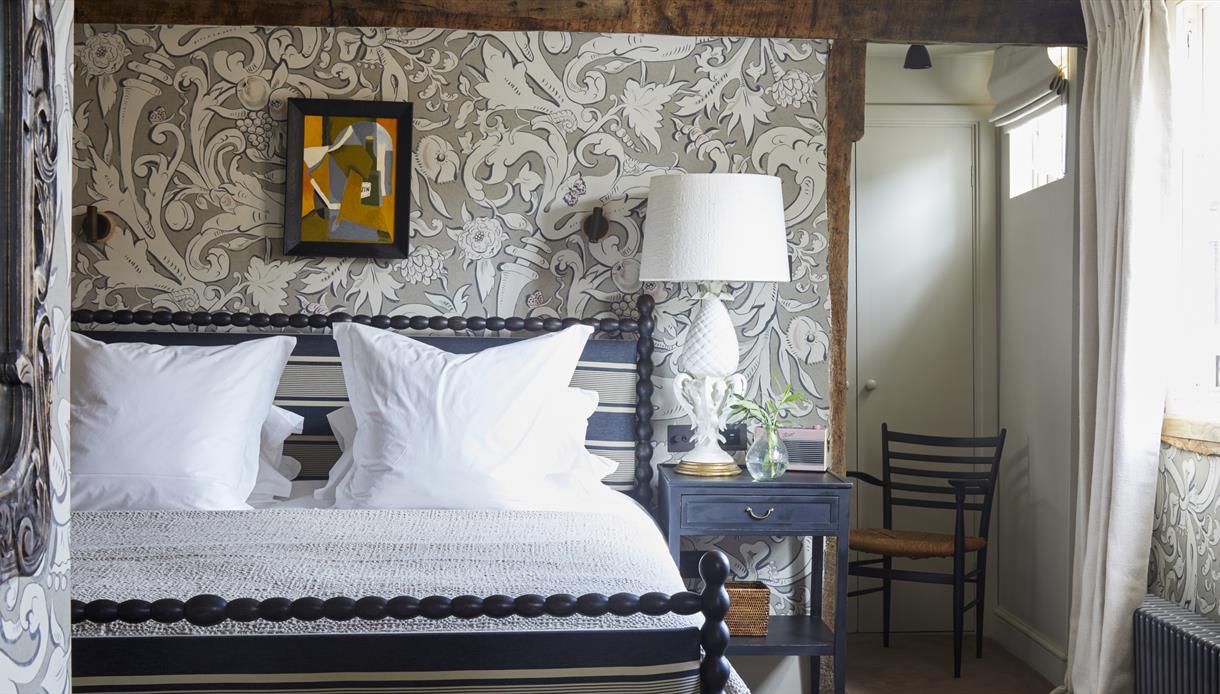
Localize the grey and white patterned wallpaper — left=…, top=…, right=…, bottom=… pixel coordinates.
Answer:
left=0, top=0, right=72, bottom=690
left=72, top=25, right=831, bottom=615
left=1150, top=443, right=1220, bottom=620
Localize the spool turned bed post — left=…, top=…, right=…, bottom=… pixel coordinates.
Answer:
left=699, top=550, right=731, bottom=694
left=634, top=294, right=656, bottom=508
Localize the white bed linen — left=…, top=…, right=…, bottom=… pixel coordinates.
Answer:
left=248, top=407, right=304, bottom=505
left=75, top=486, right=677, bottom=639
left=252, top=479, right=327, bottom=509
left=314, top=396, right=617, bottom=506
left=333, top=323, right=593, bottom=509
left=71, top=333, right=295, bottom=511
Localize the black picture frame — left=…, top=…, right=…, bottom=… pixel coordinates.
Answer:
left=283, top=98, right=413, bottom=259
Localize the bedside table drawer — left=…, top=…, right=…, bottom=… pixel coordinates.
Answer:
left=680, top=494, right=839, bottom=532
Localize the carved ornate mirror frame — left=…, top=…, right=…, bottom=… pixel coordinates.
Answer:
left=0, top=0, right=56, bottom=581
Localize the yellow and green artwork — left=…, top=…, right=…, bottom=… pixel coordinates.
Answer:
left=285, top=100, right=411, bottom=258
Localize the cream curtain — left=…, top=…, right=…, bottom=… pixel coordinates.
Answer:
left=1061, top=1, right=1175, bottom=693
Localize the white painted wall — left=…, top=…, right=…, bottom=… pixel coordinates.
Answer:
left=990, top=50, right=1079, bottom=686
left=849, top=45, right=999, bottom=634
left=858, top=42, right=1078, bottom=686
left=852, top=104, right=997, bottom=634
left=865, top=44, right=996, bottom=106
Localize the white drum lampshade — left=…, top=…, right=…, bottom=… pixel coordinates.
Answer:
left=640, top=174, right=791, bottom=283
left=641, top=173, right=791, bottom=476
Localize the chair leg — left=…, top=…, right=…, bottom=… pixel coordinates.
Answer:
left=882, top=556, right=892, bottom=648
left=975, top=555, right=986, bottom=659
left=952, top=551, right=964, bottom=678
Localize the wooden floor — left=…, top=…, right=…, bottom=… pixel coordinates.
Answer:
left=847, top=633, right=1054, bottom=694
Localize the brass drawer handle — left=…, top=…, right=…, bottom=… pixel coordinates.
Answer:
left=746, top=506, right=775, bottom=521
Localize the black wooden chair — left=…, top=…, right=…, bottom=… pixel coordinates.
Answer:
left=847, top=423, right=1006, bottom=677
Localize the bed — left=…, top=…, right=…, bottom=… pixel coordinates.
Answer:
left=69, top=299, right=742, bottom=694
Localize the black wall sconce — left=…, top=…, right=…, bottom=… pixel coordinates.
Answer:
left=583, top=206, right=609, bottom=243
left=82, top=205, right=114, bottom=243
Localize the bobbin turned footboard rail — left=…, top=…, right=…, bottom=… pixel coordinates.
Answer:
left=72, top=551, right=733, bottom=694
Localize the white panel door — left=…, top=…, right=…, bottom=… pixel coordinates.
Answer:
left=850, top=107, right=994, bottom=633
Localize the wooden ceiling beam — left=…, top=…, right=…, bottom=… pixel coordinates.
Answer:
left=76, top=0, right=1086, bottom=46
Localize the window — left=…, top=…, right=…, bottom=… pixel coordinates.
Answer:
left=1006, top=102, right=1067, bottom=198
left=1166, top=1, right=1220, bottom=423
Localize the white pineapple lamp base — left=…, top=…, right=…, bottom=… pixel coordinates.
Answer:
left=672, top=293, right=746, bottom=476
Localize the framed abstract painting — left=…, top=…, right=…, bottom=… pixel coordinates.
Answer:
left=284, top=99, right=412, bottom=258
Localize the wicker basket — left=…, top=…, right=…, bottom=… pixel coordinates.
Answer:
left=725, top=582, right=770, bottom=636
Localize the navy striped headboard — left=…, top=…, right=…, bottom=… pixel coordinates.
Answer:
left=73, top=300, right=656, bottom=504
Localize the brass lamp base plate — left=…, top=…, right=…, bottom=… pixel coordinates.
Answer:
left=675, top=460, right=742, bottom=477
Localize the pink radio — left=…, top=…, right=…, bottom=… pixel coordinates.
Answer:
left=776, top=427, right=827, bottom=472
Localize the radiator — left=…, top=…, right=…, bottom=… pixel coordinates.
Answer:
left=1134, top=594, right=1220, bottom=694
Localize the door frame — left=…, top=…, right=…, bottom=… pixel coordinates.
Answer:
left=846, top=103, right=999, bottom=633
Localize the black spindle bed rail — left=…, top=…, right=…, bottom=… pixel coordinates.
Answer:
left=69, top=308, right=641, bottom=334
left=73, top=550, right=733, bottom=694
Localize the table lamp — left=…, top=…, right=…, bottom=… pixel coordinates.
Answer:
left=641, top=173, right=791, bottom=476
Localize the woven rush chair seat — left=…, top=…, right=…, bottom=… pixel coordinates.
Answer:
left=850, top=527, right=987, bottom=560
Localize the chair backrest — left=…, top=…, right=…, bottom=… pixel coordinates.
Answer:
left=880, top=423, right=1007, bottom=541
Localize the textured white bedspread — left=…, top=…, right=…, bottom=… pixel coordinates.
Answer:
left=73, top=491, right=750, bottom=693
left=73, top=495, right=697, bottom=634
left=73, top=493, right=695, bottom=637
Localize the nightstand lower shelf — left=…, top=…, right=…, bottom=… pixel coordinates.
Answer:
left=725, top=616, right=836, bottom=656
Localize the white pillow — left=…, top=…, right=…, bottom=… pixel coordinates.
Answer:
left=71, top=333, right=296, bottom=511
left=535, top=388, right=618, bottom=481
left=332, top=322, right=592, bottom=509
left=315, top=389, right=617, bottom=504
left=248, top=406, right=304, bottom=505
left=312, top=406, right=358, bottom=504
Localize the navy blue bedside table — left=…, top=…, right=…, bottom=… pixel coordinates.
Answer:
left=657, top=463, right=851, bottom=694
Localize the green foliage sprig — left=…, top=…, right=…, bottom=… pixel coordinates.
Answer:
left=729, top=384, right=806, bottom=431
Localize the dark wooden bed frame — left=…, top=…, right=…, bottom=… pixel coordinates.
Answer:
left=69, top=296, right=735, bottom=694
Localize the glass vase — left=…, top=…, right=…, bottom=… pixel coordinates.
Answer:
left=745, top=426, right=789, bottom=481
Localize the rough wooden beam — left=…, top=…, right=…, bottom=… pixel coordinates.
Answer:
left=825, top=40, right=866, bottom=488
left=820, top=36, right=866, bottom=694
left=76, top=0, right=1086, bottom=46
left=814, top=0, right=1086, bottom=45
left=73, top=0, right=806, bottom=35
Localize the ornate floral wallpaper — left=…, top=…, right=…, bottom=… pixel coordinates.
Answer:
left=72, top=25, right=830, bottom=615
left=1150, top=443, right=1220, bottom=620
left=0, top=0, right=72, bottom=690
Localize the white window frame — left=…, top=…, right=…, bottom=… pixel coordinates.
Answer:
left=1165, top=0, right=1220, bottom=440
left=1005, top=99, right=1068, bottom=199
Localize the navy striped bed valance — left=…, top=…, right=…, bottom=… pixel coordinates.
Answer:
left=74, top=667, right=699, bottom=693
left=79, top=331, right=642, bottom=492
left=72, top=629, right=700, bottom=693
